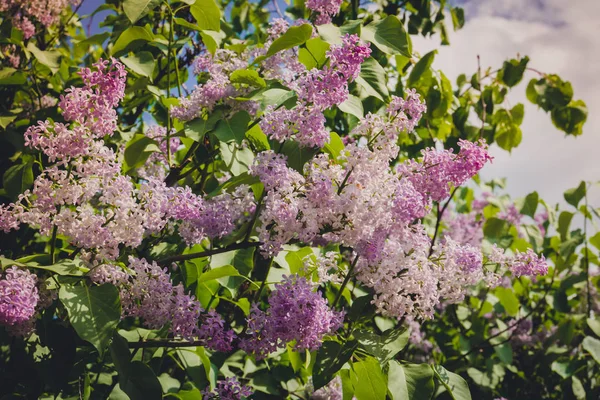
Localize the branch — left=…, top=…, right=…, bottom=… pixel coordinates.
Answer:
left=428, top=187, right=458, bottom=257
left=157, top=241, right=261, bottom=264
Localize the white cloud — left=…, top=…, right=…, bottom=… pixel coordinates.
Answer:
left=412, top=0, right=600, bottom=208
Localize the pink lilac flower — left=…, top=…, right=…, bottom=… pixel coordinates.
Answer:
left=311, top=376, right=345, bottom=400
left=0, top=267, right=39, bottom=335
left=0, top=0, right=80, bottom=38
left=203, top=377, right=252, bottom=400
left=497, top=203, right=522, bottom=227
left=306, top=0, right=343, bottom=24
left=509, top=249, right=548, bottom=277
left=241, top=275, right=344, bottom=358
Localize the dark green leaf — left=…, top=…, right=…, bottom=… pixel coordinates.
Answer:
left=121, top=361, right=163, bottom=400
left=558, top=211, right=574, bottom=240
left=27, top=43, right=61, bottom=74
left=124, top=134, right=160, bottom=172
left=551, top=100, right=588, bottom=136
left=499, top=57, right=529, bottom=87
left=450, top=8, right=465, bottom=30
left=120, top=51, right=155, bottom=78
left=355, top=57, right=389, bottom=101
left=432, top=365, right=472, bottom=400
left=408, top=50, right=436, bottom=87
left=3, top=160, right=34, bottom=200
left=564, top=181, right=586, bottom=208
left=313, top=340, right=357, bottom=389
left=520, top=192, right=538, bottom=217
left=402, top=362, right=436, bottom=400
left=354, top=328, right=409, bottom=363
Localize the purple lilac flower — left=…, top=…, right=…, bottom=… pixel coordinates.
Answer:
left=0, top=267, right=39, bottom=334
left=203, top=377, right=252, bottom=400
left=509, top=249, right=548, bottom=277
left=241, top=275, right=344, bottom=358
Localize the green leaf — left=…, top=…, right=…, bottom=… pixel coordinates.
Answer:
left=408, top=50, right=436, bottom=87
left=361, top=15, right=411, bottom=57
left=432, top=365, right=472, bottom=400
left=3, top=160, right=34, bottom=200
left=245, top=124, right=270, bottom=151
left=26, top=43, right=61, bottom=74
left=499, top=57, right=529, bottom=87
left=123, top=0, right=161, bottom=23
left=354, top=328, right=409, bottom=363
left=198, top=265, right=240, bottom=283
left=551, top=100, right=588, bottom=136
left=483, top=218, right=507, bottom=239
left=520, top=192, right=538, bottom=217
left=582, top=336, right=600, bottom=364
left=313, top=340, right=357, bottom=389
left=31, top=259, right=86, bottom=276
left=190, top=0, right=221, bottom=31
left=298, top=37, right=330, bottom=69
left=587, top=318, right=600, bottom=337
left=494, top=342, right=513, bottom=364
left=402, top=362, right=436, bottom=400
left=0, top=115, right=17, bottom=129
left=316, top=24, right=343, bottom=45
left=558, top=211, right=574, bottom=240
left=200, top=30, right=225, bottom=55
left=266, top=24, right=313, bottom=57
left=564, top=181, right=586, bottom=208
left=387, top=360, right=408, bottom=400
left=572, top=376, right=586, bottom=400
left=280, top=140, right=319, bottom=173
left=450, top=8, right=465, bottom=30
left=338, top=94, right=364, bottom=119
left=323, top=132, right=345, bottom=160
left=590, top=232, right=600, bottom=251
left=495, top=287, right=519, bottom=316
left=124, top=134, right=160, bottom=172
left=120, top=51, right=155, bottom=78
left=351, top=356, right=387, bottom=400
left=212, top=110, right=251, bottom=144
left=355, top=57, right=389, bottom=101
left=112, top=26, right=154, bottom=56
left=184, top=113, right=221, bottom=142
left=121, top=361, right=163, bottom=400
left=230, top=69, right=266, bottom=88
left=59, top=284, right=121, bottom=356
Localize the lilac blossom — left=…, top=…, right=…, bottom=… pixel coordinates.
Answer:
left=203, top=377, right=252, bottom=400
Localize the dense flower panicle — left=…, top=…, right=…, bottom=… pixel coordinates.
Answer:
left=88, top=264, right=130, bottom=286
left=399, top=139, right=493, bottom=202
left=497, top=203, right=522, bottom=227
left=203, top=377, right=252, bottom=400
left=509, top=249, right=548, bottom=277
left=442, top=209, right=484, bottom=247
left=59, top=58, right=126, bottom=137
left=118, top=257, right=236, bottom=348
left=241, top=275, right=344, bottom=358
left=137, top=126, right=180, bottom=180
left=306, top=0, right=344, bottom=24
left=0, top=267, right=39, bottom=329
left=171, top=49, right=257, bottom=121
left=0, top=0, right=80, bottom=38
left=303, top=252, right=344, bottom=284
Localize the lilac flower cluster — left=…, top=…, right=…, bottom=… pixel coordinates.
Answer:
left=241, top=275, right=344, bottom=358
left=0, top=267, right=39, bottom=336
left=0, top=0, right=79, bottom=38
left=171, top=49, right=258, bottom=121
left=92, top=257, right=235, bottom=351
left=509, top=249, right=548, bottom=277
left=203, top=377, right=252, bottom=400
left=261, top=34, right=371, bottom=148
left=306, top=0, right=344, bottom=25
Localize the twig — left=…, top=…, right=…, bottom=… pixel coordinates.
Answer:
left=157, top=241, right=261, bottom=264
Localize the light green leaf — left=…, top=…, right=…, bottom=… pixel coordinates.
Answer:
left=123, top=0, right=161, bottom=23
left=59, top=284, right=121, bottom=356
left=123, top=134, right=160, bottom=172
left=408, top=50, right=436, bottom=87
left=0, top=115, right=17, bottom=129
left=112, top=26, right=154, bottom=56
left=338, top=94, right=364, bottom=119
left=230, top=69, right=266, bottom=88
left=520, top=192, right=538, bottom=218
left=323, top=132, right=345, bottom=161
left=387, top=360, right=408, bottom=400
left=361, top=15, right=411, bottom=57
left=402, top=363, right=436, bottom=400
left=572, top=376, right=586, bottom=400
left=266, top=24, right=313, bottom=57
left=120, top=51, right=155, bottom=78
left=198, top=265, right=240, bottom=283
left=351, top=356, right=387, bottom=400
left=582, top=336, right=600, bottom=364
left=355, top=57, right=389, bottom=101
left=298, top=37, right=330, bottom=69
left=190, top=0, right=221, bottom=31
left=200, top=30, right=225, bottom=55
left=432, top=365, right=472, bottom=400
left=26, top=43, right=61, bottom=74
left=354, top=328, right=409, bottom=363
left=184, top=112, right=221, bottom=142
left=495, top=287, right=520, bottom=316
left=587, top=318, right=600, bottom=337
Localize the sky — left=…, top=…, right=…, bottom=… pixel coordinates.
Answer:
left=413, top=0, right=600, bottom=208
left=75, top=0, right=600, bottom=208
